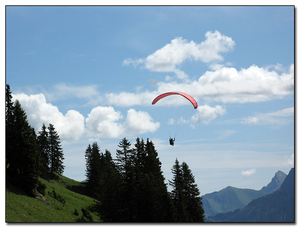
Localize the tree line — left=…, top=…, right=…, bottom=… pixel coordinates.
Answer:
left=85, top=138, right=205, bottom=222
left=6, top=84, right=64, bottom=195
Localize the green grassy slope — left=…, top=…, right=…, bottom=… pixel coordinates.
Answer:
left=6, top=173, right=101, bottom=222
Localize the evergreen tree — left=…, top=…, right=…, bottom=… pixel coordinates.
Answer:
left=37, top=123, right=50, bottom=174
left=115, top=137, right=135, bottom=175
left=169, top=159, right=205, bottom=222
left=48, top=123, right=64, bottom=174
left=6, top=84, right=15, bottom=175
left=140, top=139, right=175, bottom=222
left=94, top=149, right=123, bottom=222
left=85, top=142, right=101, bottom=197
left=6, top=99, right=41, bottom=194
left=181, top=162, right=205, bottom=222
left=115, top=137, right=136, bottom=222
left=169, top=158, right=188, bottom=222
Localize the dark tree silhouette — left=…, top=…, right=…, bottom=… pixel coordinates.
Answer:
left=48, top=123, right=64, bottom=174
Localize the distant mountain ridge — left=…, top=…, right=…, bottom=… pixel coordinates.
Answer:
left=202, top=186, right=266, bottom=218
left=206, top=168, right=294, bottom=222
left=202, top=170, right=287, bottom=218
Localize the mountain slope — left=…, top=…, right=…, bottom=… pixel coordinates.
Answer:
left=202, top=186, right=266, bottom=218
left=6, top=173, right=101, bottom=222
left=261, top=170, right=287, bottom=194
left=202, top=170, right=287, bottom=218
left=207, top=168, right=294, bottom=222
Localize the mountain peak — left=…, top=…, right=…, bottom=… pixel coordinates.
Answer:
left=260, top=170, right=287, bottom=194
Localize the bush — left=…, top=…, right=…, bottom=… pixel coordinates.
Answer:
left=74, top=208, right=79, bottom=216
left=36, top=181, right=47, bottom=196
left=48, top=187, right=66, bottom=206
left=75, top=207, right=93, bottom=222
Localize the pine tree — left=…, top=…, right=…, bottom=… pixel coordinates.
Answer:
left=115, top=137, right=136, bottom=221
left=94, top=149, right=122, bottom=222
left=169, top=159, right=205, bottom=222
left=141, top=139, right=175, bottom=222
left=6, top=84, right=15, bottom=176
left=6, top=99, right=41, bottom=195
left=37, top=123, right=50, bottom=174
left=181, top=162, right=205, bottom=222
left=85, top=142, right=101, bottom=197
left=48, top=123, right=64, bottom=174
left=115, top=137, right=135, bottom=175
left=169, top=158, right=188, bottom=222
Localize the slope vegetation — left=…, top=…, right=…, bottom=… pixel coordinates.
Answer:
left=6, top=173, right=101, bottom=222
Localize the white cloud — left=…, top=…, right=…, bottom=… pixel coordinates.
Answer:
left=105, top=91, right=160, bottom=107
left=194, top=64, right=294, bottom=103
left=86, top=106, right=160, bottom=138
left=107, top=64, right=294, bottom=107
left=177, top=117, right=189, bottom=124
left=242, top=117, right=258, bottom=124
left=12, top=93, right=85, bottom=141
left=44, top=83, right=102, bottom=105
left=123, top=31, right=235, bottom=79
left=191, top=105, right=226, bottom=124
left=12, top=92, right=160, bottom=141
left=283, top=154, right=294, bottom=168
left=241, top=169, right=256, bottom=177
left=167, top=118, right=175, bottom=125
left=124, top=109, right=160, bottom=134
left=241, top=107, right=294, bottom=125
left=85, top=106, right=125, bottom=138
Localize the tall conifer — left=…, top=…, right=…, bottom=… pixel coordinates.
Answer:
left=94, top=149, right=122, bottom=222
left=85, top=142, right=101, bottom=197
left=37, top=123, right=50, bottom=174
left=169, top=159, right=205, bottom=222
left=115, top=137, right=136, bottom=221
left=6, top=84, right=15, bottom=176
left=48, top=123, right=64, bottom=174
left=6, top=99, right=41, bottom=194
left=169, top=158, right=188, bottom=221
left=181, top=162, right=205, bottom=222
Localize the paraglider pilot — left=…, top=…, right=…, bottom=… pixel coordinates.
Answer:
left=169, top=137, right=175, bottom=146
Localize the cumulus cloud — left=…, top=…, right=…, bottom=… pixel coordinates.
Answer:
left=124, top=109, right=160, bottom=134
left=241, top=169, right=256, bottom=177
left=123, top=31, right=235, bottom=79
left=85, top=106, right=124, bottom=138
left=86, top=106, right=160, bottom=138
left=191, top=105, right=226, bottom=124
left=241, top=107, right=294, bottom=125
left=194, top=64, right=294, bottom=103
left=12, top=93, right=85, bottom=141
left=114, top=31, right=293, bottom=107
left=107, top=64, right=294, bottom=107
left=12, top=92, right=160, bottom=141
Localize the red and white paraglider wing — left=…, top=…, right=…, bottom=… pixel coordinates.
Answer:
left=151, top=92, right=198, bottom=109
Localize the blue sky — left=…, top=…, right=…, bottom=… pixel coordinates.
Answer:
left=6, top=6, right=294, bottom=195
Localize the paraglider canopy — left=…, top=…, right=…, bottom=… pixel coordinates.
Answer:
left=151, top=92, right=198, bottom=109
